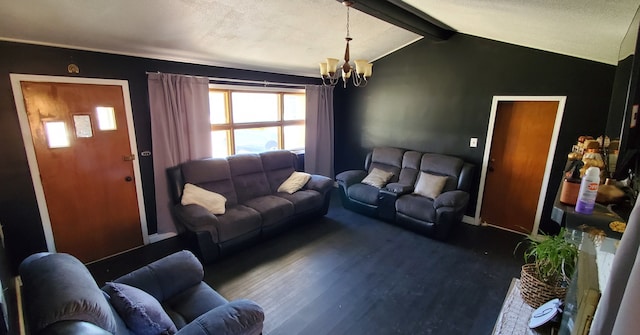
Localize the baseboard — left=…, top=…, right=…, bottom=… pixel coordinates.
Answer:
left=148, top=232, right=178, bottom=243
left=462, top=215, right=478, bottom=225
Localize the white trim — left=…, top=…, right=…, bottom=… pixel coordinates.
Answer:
left=475, top=96, right=566, bottom=238
left=148, top=232, right=178, bottom=243
left=462, top=215, right=477, bottom=225
left=9, top=74, right=149, bottom=251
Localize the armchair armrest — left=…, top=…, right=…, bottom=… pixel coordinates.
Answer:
left=304, top=174, right=334, bottom=194
left=335, top=170, right=367, bottom=188
left=384, top=182, right=414, bottom=195
left=176, top=299, right=264, bottom=335
left=433, top=190, right=470, bottom=210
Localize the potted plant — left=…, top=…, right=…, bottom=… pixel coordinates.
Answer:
left=517, top=228, right=579, bottom=308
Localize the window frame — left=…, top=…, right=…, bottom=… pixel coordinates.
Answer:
left=209, top=85, right=305, bottom=156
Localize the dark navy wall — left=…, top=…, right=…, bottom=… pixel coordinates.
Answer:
left=0, top=41, right=319, bottom=272
left=334, top=34, right=616, bottom=233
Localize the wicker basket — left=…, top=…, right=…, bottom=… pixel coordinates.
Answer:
left=519, top=263, right=568, bottom=308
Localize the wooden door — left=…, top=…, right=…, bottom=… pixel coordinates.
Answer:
left=480, top=101, right=558, bottom=233
left=20, top=81, right=143, bottom=263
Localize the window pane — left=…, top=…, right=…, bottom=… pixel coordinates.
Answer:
left=231, top=92, right=278, bottom=123
left=44, top=121, right=70, bottom=148
left=209, top=91, right=227, bottom=124
left=284, top=125, right=305, bottom=150
left=234, top=127, right=279, bottom=154
left=96, top=107, right=117, bottom=130
left=211, top=130, right=229, bottom=158
left=284, top=94, right=305, bottom=120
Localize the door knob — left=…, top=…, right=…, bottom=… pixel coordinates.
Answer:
left=488, top=158, right=495, bottom=172
left=125, top=176, right=133, bottom=182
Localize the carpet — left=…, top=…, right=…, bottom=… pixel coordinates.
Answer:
left=492, top=278, right=555, bottom=335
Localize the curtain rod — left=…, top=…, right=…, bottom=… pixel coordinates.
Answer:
left=145, top=71, right=309, bottom=88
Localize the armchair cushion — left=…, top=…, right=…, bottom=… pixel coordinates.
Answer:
left=413, top=172, right=447, bottom=199
left=181, top=183, right=227, bottom=215
left=104, top=282, right=177, bottom=335
left=277, top=171, right=311, bottom=194
left=175, top=300, right=264, bottom=335
left=361, top=168, right=394, bottom=188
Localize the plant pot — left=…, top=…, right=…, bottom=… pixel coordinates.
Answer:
left=520, top=263, right=568, bottom=308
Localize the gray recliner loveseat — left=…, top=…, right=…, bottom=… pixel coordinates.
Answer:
left=336, top=147, right=474, bottom=239
left=19, top=250, right=264, bottom=335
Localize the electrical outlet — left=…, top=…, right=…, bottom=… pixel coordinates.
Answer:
left=470, top=137, right=478, bottom=148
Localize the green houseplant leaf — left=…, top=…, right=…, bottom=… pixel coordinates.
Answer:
left=517, top=228, right=578, bottom=285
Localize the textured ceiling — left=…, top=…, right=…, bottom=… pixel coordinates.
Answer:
left=0, top=0, right=638, bottom=78
left=403, top=0, right=640, bottom=65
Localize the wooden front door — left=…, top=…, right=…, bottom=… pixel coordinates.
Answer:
left=480, top=101, right=559, bottom=233
left=19, top=81, right=143, bottom=263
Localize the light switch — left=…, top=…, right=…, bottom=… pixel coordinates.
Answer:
left=470, top=137, right=478, bottom=148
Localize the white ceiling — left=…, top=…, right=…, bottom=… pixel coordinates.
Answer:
left=0, top=0, right=638, bottom=78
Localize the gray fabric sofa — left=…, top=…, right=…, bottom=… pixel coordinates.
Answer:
left=167, top=150, right=334, bottom=263
left=19, top=250, right=264, bottom=335
left=336, top=147, right=474, bottom=239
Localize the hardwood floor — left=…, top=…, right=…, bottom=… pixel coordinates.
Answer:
left=89, top=190, right=526, bottom=335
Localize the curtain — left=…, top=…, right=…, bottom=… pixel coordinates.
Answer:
left=590, top=198, right=640, bottom=334
left=304, top=85, right=334, bottom=177
left=148, top=73, right=211, bottom=234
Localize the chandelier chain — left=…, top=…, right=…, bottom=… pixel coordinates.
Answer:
left=346, top=7, right=350, bottom=39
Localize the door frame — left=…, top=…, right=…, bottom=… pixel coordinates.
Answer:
left=474, top=96, right=567, bottom=237
left=10, top=74, right=149, bottom=252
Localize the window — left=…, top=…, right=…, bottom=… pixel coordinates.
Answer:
left=209, top=88, right=305, bottom=157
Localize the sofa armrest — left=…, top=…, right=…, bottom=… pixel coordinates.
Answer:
left=384, top=182, right=414, bottom=195
left=335, top=170, right=367, bottom=188
left=304, top=174, right=334, bottom=194
left=176, top=299, right=264, bottom=335
left=174, top=204, right=220, bottom=241
left=433, top=190, right=470, bottom=210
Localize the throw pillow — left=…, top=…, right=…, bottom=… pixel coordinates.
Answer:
left=104, top=282, right=177, bottom=335
left=361, top=168, right=394, bottom=188
left=181, top=183, right=226, bottom=215
left=277, top=171, right=312, bottom=194
left=414, top=172, right=448, bottom=199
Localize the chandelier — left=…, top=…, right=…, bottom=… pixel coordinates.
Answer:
left=319, top=5, right=373, bottom=88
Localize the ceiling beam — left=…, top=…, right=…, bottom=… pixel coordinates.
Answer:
left=337, top=0, right=455, bottom=40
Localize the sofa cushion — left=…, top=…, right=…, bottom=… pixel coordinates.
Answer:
left=243, top=195, right=295, bottom=226
left=348, top=183, right=381, bottom=205
left=420, top=154, right=464, bottom=192
left=216, top=205, right=263, bottom=241
left=164, top=282, right=229, bottom=329
left=228, top=154, right=272, bottom=203
left=260, top=150, right=298, bottom=192
left=361, top=168, right=394, bottom=188
left=398, top=151, right=422, bottom=186
left=413, top=172, right=448, bottom=199
left=181, top=183, right=226, bottom=214
left=395, top=194, right=437, bottom=223
left=368, top=147, right=405, bottom=183
left=104, top=282, right=177, bottom=335
left=275, top=190, right=324, bottom=214
left=181, top=158, right=238, bottom=206
left=277, top=171, right=311, bottom=194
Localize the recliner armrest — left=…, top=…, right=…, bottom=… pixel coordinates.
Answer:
left=433, top=190, right=470, bottom=210
left=335, top=170, right=367, bottom=188
left=384, top=182, right=414, bottom=195
left=174, top=204, right=221, bottom=241
left=176, top=299, right=264, bottom=335
left=304, top=174, right=334, bottom=194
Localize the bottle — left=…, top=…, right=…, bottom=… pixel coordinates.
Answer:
left=575, top=166, right=600, bottom=214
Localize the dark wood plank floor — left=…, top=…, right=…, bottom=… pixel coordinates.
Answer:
left=89, top=190, right=526, bottom=335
